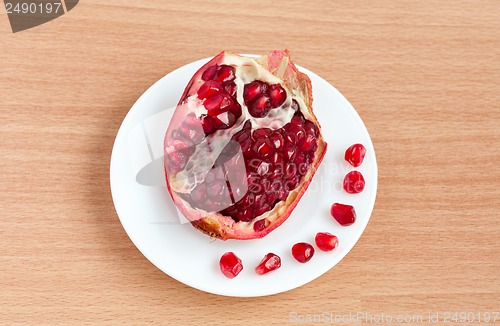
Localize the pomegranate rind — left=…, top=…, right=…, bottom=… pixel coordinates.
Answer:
left=164, top=50, right=327, bottom=240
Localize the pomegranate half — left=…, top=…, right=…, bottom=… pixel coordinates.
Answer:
left=164, top=50, right=327, bottom=240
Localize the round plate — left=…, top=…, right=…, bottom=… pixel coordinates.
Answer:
left=110, top=55, right=377, bottom=297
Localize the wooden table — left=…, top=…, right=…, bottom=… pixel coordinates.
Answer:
left=1, top=1, right=499, bottom=324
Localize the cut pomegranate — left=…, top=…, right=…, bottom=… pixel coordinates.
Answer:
left=343, top=171, right=365, bottom=194
left=345, top=143, right=366, bottom=167
left=219, top=252, right=243, bottom=279
left=315, top=232, right=338, bottom=251
left=164, top=50, right=327, bottom=240
left=330, top=203, right=356, bottom=226
left=291, top=242, right=315, bottom=263
left=255, top=253, right=281, bottom=275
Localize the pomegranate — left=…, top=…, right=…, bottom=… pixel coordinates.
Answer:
left=315, top=232, right=338, bottom=251
left=344, top=143, right=366, bottom=167
left=330, top=203, right=356, bottom=226
left=291, top=242, right=315, bottom=263
left=164, top=50, right=327, bottom=240
left=343, top=171, right=365, bottom=194
left=219, top=252, right=243, bottom=279
left=255, top=253, right=281, bottom=275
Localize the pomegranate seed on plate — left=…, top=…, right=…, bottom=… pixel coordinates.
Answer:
left=219, top=252, right=243, bottom=279
left=291, top=242, right=315, bottom=263
left=315, top=232, right=339, bottom=251
left=330, top=203, right=356, bottom=226
left=255, top=253, right=281, bottom=275
left=345, top=143, right=366, bottom=167
left=343, top=171, right=365, bottom=194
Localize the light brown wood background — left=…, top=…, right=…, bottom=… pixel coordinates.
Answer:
left=1, top=0, right=499, bottom=325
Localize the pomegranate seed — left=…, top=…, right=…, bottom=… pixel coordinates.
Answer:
left=241, top=120, right=252, bottom=130
left=299, top=134, right=316, bottom=152
left=231, top=102, right=242, bottom=119
left=285, top=124, right=306, bottom=146
left=283, top=131, right=297, bottom=145
left=252, top=138, right=273, bottom=159
left=238, top=136, right=252, bottom=153
left=269, top=84, right=287, bottom=108
left=272, top=152, right=283, bottom=165
left=253, top=219, right=269, bottom=232
left=284, top=163, right=296, bottom=180
left=285, top=175, right=299, bottom=190
left=214, top=64, right=235, bottom=83
left=219, top=252, right=243, bottom=279
left=294, top=153, right=309, bottom=175
left=290, top=113, right=305, bottom=127
left=243, top=81, right=268, bottom=103
left=284, top=143, right=296, bottom=161
left=343, top=171, right=365, bottom=194
left=204, top=93, right=224, bottom=113
left=315, top=232, right=338, bottom=251
left=197, top=80, right=223, bottom=99
left=219, top=94, right=235, bottom=112
left=236, top=208, right=254, bottom=222
left=345, top=143, right=366, bottom=167
left=260, top=162, right=273, bottom=177
left=253, top=128, right=272, bottom=139
left=330, top=203, right=356, bottom=226
left=292, top=242, right=315, bottom=263
left=256, top=161, right=270, bottom=176
left=223, top=81, right=236, bottom=97
left=269, top=169, right=282, bottom=184
left=269, top=132, right=285, bottom=151
left=247, top=173, right=260, bottom=193
left=255, top=253, right=281, bottom=275
left=213, top=111, right=237, bottom=129
left=248, top=96, right=271, bottom=118
left=201, top=65, right=218, bottom=81
left=200, top=114, right=215, bottom=134
left=304, top=120, right=318, bottom=138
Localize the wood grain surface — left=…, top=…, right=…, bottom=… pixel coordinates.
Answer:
left=1, top=1, right=499, bottom=325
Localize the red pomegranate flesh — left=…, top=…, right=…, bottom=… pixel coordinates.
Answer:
left=164, top=50, right=327, bottom=240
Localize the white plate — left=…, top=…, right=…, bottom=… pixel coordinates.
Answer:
left=110, top=55, right=377, bottom=297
